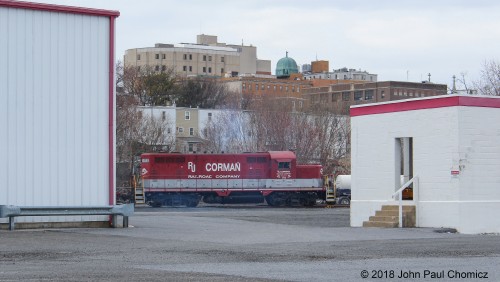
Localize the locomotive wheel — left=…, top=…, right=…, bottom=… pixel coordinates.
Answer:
left=339, top=197, right=350, bottom=205
left=265, top=193, right=286, bottom=207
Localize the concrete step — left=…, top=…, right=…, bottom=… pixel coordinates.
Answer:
left=381, top=205, right=416, bottom=212
left=369, top=215, right=398, bottom=223
left=364, top=205, right=416, bottom=228
left=375, top=210, right=400, bottom=217
left=363, top=221, right=399, bottom=228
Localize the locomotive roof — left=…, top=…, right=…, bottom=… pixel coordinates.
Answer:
left=141, top=151, right=297, bottom=159
left=268, top=151, right=296, bottom=160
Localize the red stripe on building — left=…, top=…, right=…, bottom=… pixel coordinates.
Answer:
left=351, top=96, right=500, bottom=117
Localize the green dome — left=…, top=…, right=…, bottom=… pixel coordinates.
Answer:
left=276, top=52, right=298, bottom=78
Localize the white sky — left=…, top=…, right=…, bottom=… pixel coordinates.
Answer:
left=34, top=0, right=500, bottom=87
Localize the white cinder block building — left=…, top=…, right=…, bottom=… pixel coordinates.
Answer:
left=0, top=1, right=119, bottom=228
left=350, top=95, right=500, bottom=234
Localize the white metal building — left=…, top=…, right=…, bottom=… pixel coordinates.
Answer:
left=0, top=1, right=119, bottom=227
left=350, top=95, right=500, bottom=234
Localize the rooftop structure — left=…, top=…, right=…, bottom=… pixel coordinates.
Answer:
left=124, top=34, right=271, bottom=78
left=276, top=52, right=299, bottom=79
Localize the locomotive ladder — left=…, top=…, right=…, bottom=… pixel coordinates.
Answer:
left=133, top=175, right=145, bottom=204
left=325, top=175, right=336, bottom=204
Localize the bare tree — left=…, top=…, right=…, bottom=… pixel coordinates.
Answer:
left=199, top=97, right=351, bottom=174
left=475, top=60, right=500, bottom=96
left=202, top=110, right=253, bottom=153
left=137, top=111, right=176, bottom=152
left=121, top=64, right=178, bottom=106
left=456, top=60, right=500, bottom=96
left=176, top=77, right=232, bottom=108
left=116, top=94, right=142, bottom=163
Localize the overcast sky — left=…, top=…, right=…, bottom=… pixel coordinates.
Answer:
left=36, top=0, right=500, bottom=87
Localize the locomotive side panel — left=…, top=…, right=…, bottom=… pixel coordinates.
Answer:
left=140, top=151, right=325, bottom=207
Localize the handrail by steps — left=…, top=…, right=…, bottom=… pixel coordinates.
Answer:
left=392, top=175, right=419, bottom=228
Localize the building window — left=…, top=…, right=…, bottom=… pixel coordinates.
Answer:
left=286, top=86, right=289, bottom=91
left=189, top=54, right=192, bottom=60
left=267, top=85, right=271, bottom=90
left=188, top=143, right=194, bottom=152
left=162, top=54, right=166, bottom=59
left=221, top=68, right=224, bottom=74
left=262, top=84, right=265, bottom=90
left=183, top=54, right=187, bottom=60
left=354, top=90, right=363, bottom=101
left=189, top=128, right=194, bottom=136
left=203, top=55, right=207, bottom=61
left=161, top=65, right=166, bottom=71
left=189, top=66, right=192, bottom=72
left=167, top=128, right=171, bottom=134
left=203, top=67, right=206, bottom=73
left=162, top=111, right=166, bottom=121
left=183, top=66, right=187, bottom=71
left=342, top=91, right=350, bottom=101
left=255, top=84, right=259, bottom=90
left=155, top=65, right=160, bottom=71
left=155, top=54, right=159, bottom=59
left=242, top=83, right=246, bottom=90
left=381, top=90, right=385, bottom=98
left=208, top=56, right=212, bottom=61
left=279, top=86, right=283, bottom=91
left=208, top=112, right=212, bottom=121
left=136, top=66, right=141, bottom=71
left=248, top=84, right=252, bottom=90
left=273, top=86, right=277, bottom=91
left=365, top=90, right=374, bottom=100
left=220, top=57, right=224, bottom=63
left=292, top=86, right=295, bottom=92
left=185, top=111, right=190, bottom=120
left=208, top=67, right=212, bottom=73
left=178, top=127, right=184, bottom=133
left=136, top=54, right=141, bottom=60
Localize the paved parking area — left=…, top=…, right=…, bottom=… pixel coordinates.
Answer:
left=1, top=205, right=499, bottom=281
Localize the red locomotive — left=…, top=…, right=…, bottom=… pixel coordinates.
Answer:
left=140, top=151, right=325, bottom=207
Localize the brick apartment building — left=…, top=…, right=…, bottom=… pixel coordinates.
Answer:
left=303, top=81, right=448, bottom=115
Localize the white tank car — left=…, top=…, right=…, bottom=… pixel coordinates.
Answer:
left=335, top=175, right=351, bottom=190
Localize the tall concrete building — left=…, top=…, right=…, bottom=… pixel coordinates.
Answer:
left=124, top=34, right=271, bottom=77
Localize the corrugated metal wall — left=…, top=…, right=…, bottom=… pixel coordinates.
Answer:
left=0, top=6, right=112, bottom=222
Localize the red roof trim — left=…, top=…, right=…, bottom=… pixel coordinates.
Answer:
left=0, top=0, right=120, bottom=17
left=350, top=96, right=500, bottom=117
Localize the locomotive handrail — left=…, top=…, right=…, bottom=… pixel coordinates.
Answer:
left=392, top=175, right=419, bottom=228
left=0, top=203, right=134, bottom=231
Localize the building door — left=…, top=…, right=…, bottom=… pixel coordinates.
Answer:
left=395, top=137, right=413, bottom=199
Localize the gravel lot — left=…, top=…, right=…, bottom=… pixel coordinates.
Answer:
left=1, top=204, right=499, bottom=281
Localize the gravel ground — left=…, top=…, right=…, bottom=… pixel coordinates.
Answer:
left=1, top=204, right=499, bottom=281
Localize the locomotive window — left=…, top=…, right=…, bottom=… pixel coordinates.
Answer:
left=278, top=162, right=291, bottom=169
left=248, top=157, right=267, bottom=163
left=154, top=157, right=185, bottom=163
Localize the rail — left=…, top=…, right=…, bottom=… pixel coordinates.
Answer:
left=392, top=175, right=419, bottom=228
left=0, top=203, right=134, bottom=231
